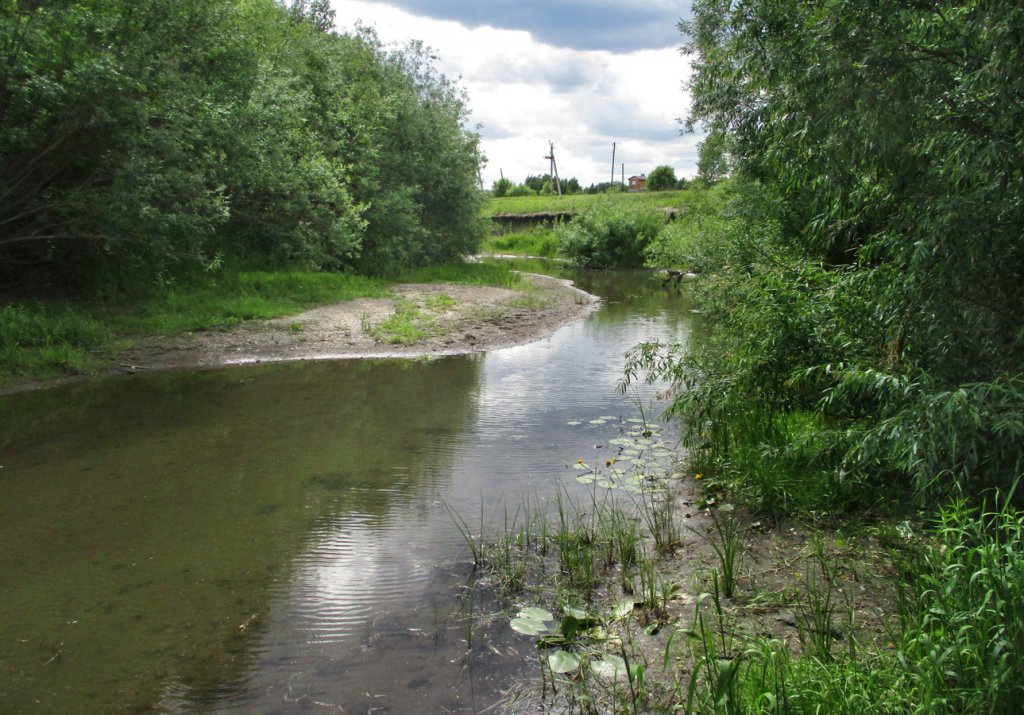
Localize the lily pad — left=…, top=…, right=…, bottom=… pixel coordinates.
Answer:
left=548, top=649, right=580, bottom=673
left=588, top=419, right=606, bottom=425
left=519, top=607, right=553, bottom=621
left=576, top=474, right=597, bottom=484
left=563, top=604, right=590, bottom=620
left=566, top=420, right=583, bottom=426
left=591, top=654, right=628, bottom=679
left=510, top=617, right=549, bottom=636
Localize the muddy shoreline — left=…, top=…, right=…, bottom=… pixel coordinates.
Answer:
left=1, top=273, right=597, bottom=396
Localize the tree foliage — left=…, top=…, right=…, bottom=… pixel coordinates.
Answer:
left=635, top=1, right=1024, bottom=507
left=645, top=165, right=678, bottom=191
left=0, top=0, right=484, bottom=293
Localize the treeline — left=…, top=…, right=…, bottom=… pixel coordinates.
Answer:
left=0, top=0, right=484, bottom=295
left=635, top=1, right=1024, bottom=508
left=491, top=167, right=689, bottom=198
left=491, top=175, right=583, bottom=197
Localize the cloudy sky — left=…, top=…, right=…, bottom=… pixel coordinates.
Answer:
left=330, top=1, right=700, bottom=189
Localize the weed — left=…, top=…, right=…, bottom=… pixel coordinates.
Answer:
left=634, top=485, right=681, bottom=556
left=636, top=551, right=678, bottom=619
left=898, top=490, right=1024, bottom=713
left=370, top=298, right=430, bottom=344
left=794, top=535, right=842, bottom=661
left=424, top=293, right=456, bottom=311
left=690, top=502, right=743, bottom=599
left=683, top=578, right=743, bottom=714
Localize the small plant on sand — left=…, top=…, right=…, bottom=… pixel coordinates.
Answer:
left=689, top=502, right=743, bottom=599
left=795, top=535, right=843, bottom=661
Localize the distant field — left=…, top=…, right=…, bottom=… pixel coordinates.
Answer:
left=481, top=190, right=692, bottom=217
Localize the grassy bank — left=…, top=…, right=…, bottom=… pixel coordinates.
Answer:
left=479, top=185, right=734, bottom=268
left=481, top=189, right=693, bottom=218
left=0, top=262, right=520, bottom=387
left=457, top=425, right=1024, bottom=714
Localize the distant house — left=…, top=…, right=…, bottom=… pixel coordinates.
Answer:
left=627, top=174, right=646, bottom=192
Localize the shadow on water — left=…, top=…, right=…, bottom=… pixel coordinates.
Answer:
left=0, top=268, right=698, bottom=713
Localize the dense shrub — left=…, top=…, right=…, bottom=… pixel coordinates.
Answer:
left=557, top=203, right=667, bottom=269
left=0, top=1, right=483, bottom=294
left=626, top=1, right=1024, bottom=509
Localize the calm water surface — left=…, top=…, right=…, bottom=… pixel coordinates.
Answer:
left=0, top=268, right=695, bottom=713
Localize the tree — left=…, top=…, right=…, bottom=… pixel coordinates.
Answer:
left=491, top=177, right=513, bottom=197
left=695, top=131, right=729, bottom=184
left=665, top=0, right=1024, bottom=500
left=646, top=165, right=678, bottom=191
left=0, top=0, right=485, bottom=290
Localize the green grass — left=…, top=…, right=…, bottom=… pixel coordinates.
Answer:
left=481, top=190, right=693, bottom=217
left=481, top=228, right=559, bottom=257
left=672, top=493, right=1024, bottom=715
left=395, top=261, right=521, bottom=288
left=0, top=261, right=523, bottom=386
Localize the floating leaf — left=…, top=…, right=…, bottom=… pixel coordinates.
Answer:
left=576, top=475, right=596, bottom=484
left=609, top=438, right=633, bottom=446
left=596, top=480, right=617, bottom=489
left=626, top=418, right=645, bottom=424
left=511, top=617, right=549, bottom=636
left=600, top=415, right=618, bottom=421
left=548, top=649, right=580, bottom=673
left=519, top=607, right=553, bottom=621
left=566, top=420, right=583, bottom=426
left=572, top=462, right=590, bottom=470
left=563, top=604, right=590, bottom=620
left=591, top=654, right=628, bottom=679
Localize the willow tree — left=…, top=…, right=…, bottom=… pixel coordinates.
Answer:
left=637, top=1, right=1024, bottom=504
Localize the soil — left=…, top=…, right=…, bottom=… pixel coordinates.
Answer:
left=1, top=273, right=596, bottom=395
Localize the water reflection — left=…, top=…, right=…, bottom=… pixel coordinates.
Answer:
left=0, top=269, right=695, bottom=713
left=0, top=358, right=482, bottom=714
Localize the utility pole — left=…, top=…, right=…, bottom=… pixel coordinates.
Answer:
left=544, top=141, right=562, bottom=196
left=621, top=163, right=625, bottom=189
left=610, top=142, right=616, bottom=186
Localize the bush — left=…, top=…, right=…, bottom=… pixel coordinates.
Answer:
left=556, top=203, right=667, bottom=269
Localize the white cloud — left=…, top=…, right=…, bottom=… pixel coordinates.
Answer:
left=331, top=1, right=703, bottom=187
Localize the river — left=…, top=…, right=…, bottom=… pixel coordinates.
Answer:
left=0, top=266, right=695, bottom=713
